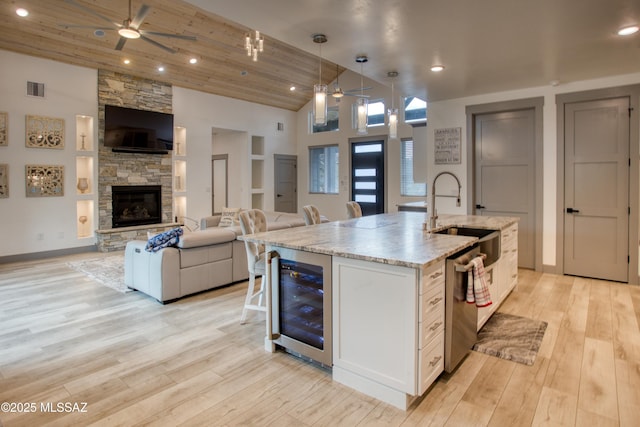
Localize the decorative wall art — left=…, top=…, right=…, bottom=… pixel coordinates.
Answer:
left=434, top=127, right=462, bottom=165
left=0, top=164, right=8, bottom=198
left=0, top=112, right=7, bottom=146
left=25, top=164, right=64, bottom=197
left=25, top=115, right=65, bottom=149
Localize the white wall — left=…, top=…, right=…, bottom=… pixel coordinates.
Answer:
left=296, top=69, right=427, bottom=221
left=172, top=86, right=298, bottom=222
left=0, top=50, right=98, bottom=258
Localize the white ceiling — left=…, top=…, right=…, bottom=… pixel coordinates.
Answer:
left=186, top=0, right=640, bottom=102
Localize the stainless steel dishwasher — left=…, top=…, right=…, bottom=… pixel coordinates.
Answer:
left=444, top=245, right=480, bottom=373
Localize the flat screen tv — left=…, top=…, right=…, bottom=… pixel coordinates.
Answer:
left=104, top=105, right=174, bottom=154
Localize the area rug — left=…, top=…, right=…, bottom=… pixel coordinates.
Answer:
left=67, top=254, right=131, bottom=293
left=472, top=312, right=547, bottom=366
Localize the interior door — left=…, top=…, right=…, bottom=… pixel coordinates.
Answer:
left=212, top=154, right=228, bottom=214
left=474, top=109, right=535, bottom=269
left=351, top=140, right=385, bottom=216
left=274, top=154, right=297, bottom=213
left=564, top=97, right=629, bottom=282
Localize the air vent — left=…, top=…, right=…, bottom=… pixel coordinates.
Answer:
left=27, top=81, right=45, bottom=98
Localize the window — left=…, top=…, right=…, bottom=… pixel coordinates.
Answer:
left=404, top=96, right=427, bottom=123
left=309, top=145, right=339, bottom=194
left=311, top=106, right=339, bottom=133
left=401, top=139, right=427, bottom=196
left=352, top=99, right=385, bottom=129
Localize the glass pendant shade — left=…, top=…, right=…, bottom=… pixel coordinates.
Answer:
left=388, top=108, right=398, bottom=139
left=313, top=84, right=328, bottom=125
left=357, top=97, right=368, bottom=134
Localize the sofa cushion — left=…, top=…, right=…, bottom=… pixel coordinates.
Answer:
left=177, top=228, right=236, bottom=249
left=218, top=207, right=241, bottom=227
left=180, top=242, right=232, bottom=268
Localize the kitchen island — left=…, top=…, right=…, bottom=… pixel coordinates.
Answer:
left=241, top=212, right=518, bottom=409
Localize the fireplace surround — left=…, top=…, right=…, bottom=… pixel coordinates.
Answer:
left=112, top=185, right=162, bottom=228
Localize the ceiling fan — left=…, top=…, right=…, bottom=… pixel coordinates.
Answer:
left=331, top=60, right=372, bottom=103
left=59, top=0, right=196, bottom=54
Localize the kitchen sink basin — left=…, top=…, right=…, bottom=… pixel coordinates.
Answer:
left=435, top=226, right=501, bottom=266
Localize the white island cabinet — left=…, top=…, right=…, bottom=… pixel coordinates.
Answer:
left=332, top=256, right=445, bottom=409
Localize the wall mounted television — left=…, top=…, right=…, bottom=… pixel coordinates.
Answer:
left=104, top=105, right=174, bottom=154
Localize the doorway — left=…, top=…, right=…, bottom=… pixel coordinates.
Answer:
left=466, top=98, right=543, bottom=271
left=556, top=85, right=639, bottom=284
left=211, top=154, right=228, bottom=215
left=274, top=154, right=297, bottom=213
left=350, top=139, right=386, bottom=216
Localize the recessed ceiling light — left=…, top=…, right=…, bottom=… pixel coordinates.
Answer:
left=123, top=59, right=131, bottom=65
left=94, top=29, right=105, bottom=37
left=618, top=25, right=639, bottom=36
left=289, top=86, right=296, bottom=91
left=430, top=65, right=445, bottom=72
left=189, top=58, right=198, bottom=64
left=157, top=66, right=165, bottom=72
left=16, top=8, right=29, bottom=17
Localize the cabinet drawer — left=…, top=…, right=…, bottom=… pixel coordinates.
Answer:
left=419, top=285, right=444, bottom=323
left=418, top=332, right=444, bottom=395
left=419, top=307, right=444, bottom=348
left=421, top=262, right=445, bottom=295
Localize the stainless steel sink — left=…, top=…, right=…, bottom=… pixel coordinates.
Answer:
left=435, top=226, right=501, bottom=266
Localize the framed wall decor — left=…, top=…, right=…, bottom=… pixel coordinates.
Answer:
left=434, top=127, right=462, bottom=165
left=25, top=115, right=65, bottom=149
left=0, top=112, right=7, bottom=146
left=0, top=164, right=8, bottom=198
left=25, top=164, right=64, bottom=197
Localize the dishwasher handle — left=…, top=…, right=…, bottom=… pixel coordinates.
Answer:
left=454, top=253, right=487, bottom=272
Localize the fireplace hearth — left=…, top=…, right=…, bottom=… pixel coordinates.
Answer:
left=112, top=185, right=162, bottom=228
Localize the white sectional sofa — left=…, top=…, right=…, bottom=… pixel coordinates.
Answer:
left=124, top=211, right=307, bottom=303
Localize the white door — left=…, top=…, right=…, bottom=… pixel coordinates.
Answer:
left=212, top=155, right=228, bottom=214
left=564, top=97, right=629, bottom=282
left=474, top=109, right=535, bottom=269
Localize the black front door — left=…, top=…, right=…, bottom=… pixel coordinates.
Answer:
left=351, top=140, right=385, bottom=216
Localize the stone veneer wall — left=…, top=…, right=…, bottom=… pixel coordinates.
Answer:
left=96, top=69, right=174, bottom=251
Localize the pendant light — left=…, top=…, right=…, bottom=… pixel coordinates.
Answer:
left=244, top=30, right=264, bottom=62
left=312, top=34, right=328, bottom=126
left=355, top=55, right=368, bottom=135
left=387, top=71, right=398, bottom=139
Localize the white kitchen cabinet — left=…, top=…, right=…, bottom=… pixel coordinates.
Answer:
left=332, top=256, right=445, bottom=410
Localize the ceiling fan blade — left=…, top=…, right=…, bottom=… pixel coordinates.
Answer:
left=64, top=0, right=119, bottom=27
left=58, top=24, right=114, bottom=30
left=130, top=4, right=151, bottom=29
left=115, top=37, right=127, bottom=51
left=140, top=35, right=176, bottom=54
left=140, top=31, right=197, bottom=41
left=344, top=86, right=373, bottom=93
left=343, top=93, right=370, bottom=98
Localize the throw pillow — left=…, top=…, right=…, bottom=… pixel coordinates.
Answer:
left=218, top=207, right=241, bottom=227
left=145, top=227, right=184, bottom=252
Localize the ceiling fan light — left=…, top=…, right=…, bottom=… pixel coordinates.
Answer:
left=119, top=27, right=140, bottom=39
left=16, top=8, right=29, bottom=17
left=313, top=84, right=328, bottom=125
left=618, top=25, right=639, bottom=36
left=357, top=97, right=368, bottom=135
left=430, top=65, right=444, bottom=72
left=332, top=90, right=344, bottom=98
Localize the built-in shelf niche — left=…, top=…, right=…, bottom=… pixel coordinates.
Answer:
left=77, top=200, right=94, bottom=238
left=174, top=159, right=186, bottom=192
left=251, top=135, right=264, bottom=209
left=76, top=156, right=93, bottom=195
left=174, top=126, right=186, bottom=156
left=75, top=115, right=94, bottom=151
left=174, top=196, right=187, bottom=222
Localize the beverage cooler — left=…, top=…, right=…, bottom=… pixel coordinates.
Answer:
left=268, top=247, right=332, bottom=367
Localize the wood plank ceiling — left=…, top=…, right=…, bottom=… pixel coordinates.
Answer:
left=0, top=0, right=343, bottom=111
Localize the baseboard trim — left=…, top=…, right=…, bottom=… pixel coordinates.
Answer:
left=0, top=245, right=98, bottom=264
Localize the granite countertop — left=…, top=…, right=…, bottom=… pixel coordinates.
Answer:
left=241, top=212, right=518, bottom=269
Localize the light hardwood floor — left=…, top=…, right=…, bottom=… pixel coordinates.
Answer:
left=1, top=253, right=639, bottom=426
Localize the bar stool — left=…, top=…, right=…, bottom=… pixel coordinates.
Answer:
left=346, top=201, right=362, bottom=218
left=303, top=205, right=322, bottom=225
left=239, top=209, right=268, bottom=323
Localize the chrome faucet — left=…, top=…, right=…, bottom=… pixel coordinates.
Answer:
left=430, top=171, right=462, bottom=229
